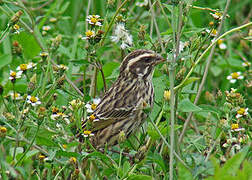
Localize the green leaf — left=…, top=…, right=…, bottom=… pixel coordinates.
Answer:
left=82, top=151, right=114, bottom=167
left=25, top=149, right=40, bottom=159
left=237, top=160, right=252, bottom=180
left=56, top=150, right=80, bottom=159
left=181, top=77, right=200, bottom=88
left=128, top=174, right=153, bottom=180
left=0, top=54, right=12, bottom=69
left=36, top=135, right=58, bottom=147
left=153, top=75, right=168, bottom=103
left=97, top=62, right=120, bottom=91
left=221, top=146, right=249, bottom=176
left=198, top=104, right=221, bottom=115
left=147, top=152, right=167, bottom=172
left=12, top=32, right=41, bottom=59
left=178, top=98, right=202, bottom=112
left=178, top=162, right=193, bottom=180
left=148, top=122, right=181, bottom=141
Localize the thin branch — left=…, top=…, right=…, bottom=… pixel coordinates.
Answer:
left=148, top=0, right=165, bottom=53
left=174, top=21, right=252, bottom=91
left=65, top=76, right=84, bottom=97
left=85, top=0, right=92, bottom=31
left=148, top=117, right=191, bottom=171
left=97, top=62, right=107, bottom=92
left=178, top=0, right=232, bottom=144
left=100, top=0, right=129, bottom=46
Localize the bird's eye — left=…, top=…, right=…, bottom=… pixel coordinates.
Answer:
left=141, top=57, right=152, bottom=63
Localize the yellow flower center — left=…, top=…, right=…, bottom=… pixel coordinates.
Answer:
left=231, top=123, right=239, bottom=130
left=62, top=144, right=67, bottom=149
left=89, top=114, right=95, bottom=121
left=52, top=107, right=59, bottom=113
left=11, top=72, right=16, bottom=77
left=20, top=64, right=28, bottom=71
left=212, top=29, right=217, bottom=35
left=209, top=21, right=214, bottom=26
left=40, top=52, right=48, bottom=57
left=217, top=39, right=223, bottom=45
left=69, top=157, right=77, bottom=163
left=0, top=126, right=7, bottom=133
left=13, top=93, right=20, bottom=98
left=38, top=155, right=45, bottom=160
left=91, top=17, right=98, bottom=23
left=84, top=130, right=92, bottom=135
left=231, top=72, right=239, bottom=79
left=91, top=103, right=97, bottom=110
left=14, top=24, right=20, bottom=30
left=30, top=96, right=38, bottom=103
left=237, top=108, right=245, bottom=115
left=164, top=90, right=171, bottom=101
left=85, top=30, right=94, bottom=37
left=57, top=112, right=64, bottom=116
left=215, top=12, right=222, bottom=17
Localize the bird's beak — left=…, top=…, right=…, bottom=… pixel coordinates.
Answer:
left=154, top=54, right=165, bottom=65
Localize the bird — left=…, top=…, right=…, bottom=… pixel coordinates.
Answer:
left=80, top=49, right=164, bottom=148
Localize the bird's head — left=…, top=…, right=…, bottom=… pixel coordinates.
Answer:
left=120, top=49, right=165, bottom=79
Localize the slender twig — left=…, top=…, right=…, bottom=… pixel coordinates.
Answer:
left=14, top=123, right=41, bottom=167
left=178, top=0, right=232, bottom=144
left=148, top=0, right=165, bottom=53
left=169, top=1, right=183, bottom=178
left=204, top=131, right=223, bottom=162
left=174, top=21, right=252, bottom=91
left=85, top=0, right=92, bottom=31
left=148, top=117, right=191, bottom=171
left=157, top=0, right=172, bottom=28
left=97, top=62, right=107, bottom=92
left=65, top=76, right=84, bottom=97
left=89, top=66, right=98, bottom=98
left=100, top=0, right=129, bottom=46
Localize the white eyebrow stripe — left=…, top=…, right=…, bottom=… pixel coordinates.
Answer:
left=126, top=53, right=155, bottom=71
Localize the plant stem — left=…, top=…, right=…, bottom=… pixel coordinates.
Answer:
left=148, top=117, right=191, bottom=171
left=174, top=21, right=252, bottom=91
left=148, top=0, right=165, bottom=53
left=14, top=122, right=41, bottom=167
left=178, top=0, right=232, bottom=144
left=100, top=0, right=129, bottom=46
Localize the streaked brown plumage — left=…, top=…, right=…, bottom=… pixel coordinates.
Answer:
left=81, top=49, right=164, bottom=148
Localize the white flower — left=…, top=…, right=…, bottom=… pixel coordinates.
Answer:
left=83, top=130, right=94, bottom=137
left=206, top=29, right=217, bottom=36
left=219, top=43, right=227, bottom=50
left=50, top=112, right=69, bottom=123
left=85, top=98, right=101, bottom=113
left=42, top=26, right=51, bottom=31
left=233, top=144, right=241, bottom=150
left=111, top=23, right=133, bottom=49
left=227, top=72, right=244, bottom=83
left=9, top=92, right=23, bottom=100
left=136, top=0, right=148, bottom=7
left=210, top=12, right=223, bottom=20
left=242, top=61, right=251, bottom=67
left=9, top=70, right=22, bottom=80
left=231, top=128, right=245, bottom=132
left=27, top=95, right=41, bottom=106
left=87, top=114, right=99, bottom=122
left=236, top=108, right=249, bottom=118
left=217, top=39, right=227, bottom=50
left=58, top=64, right=68, bottom=70
left=86, top=15, right=102, bottom=26
left=16, top=63, right=33, bottom=72
left=179, top=41, right=185, bottom=53
left=82, top=30, right=95, bottom=40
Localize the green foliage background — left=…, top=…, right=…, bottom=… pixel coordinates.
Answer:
left=0, top=0, right=251, bottom=179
